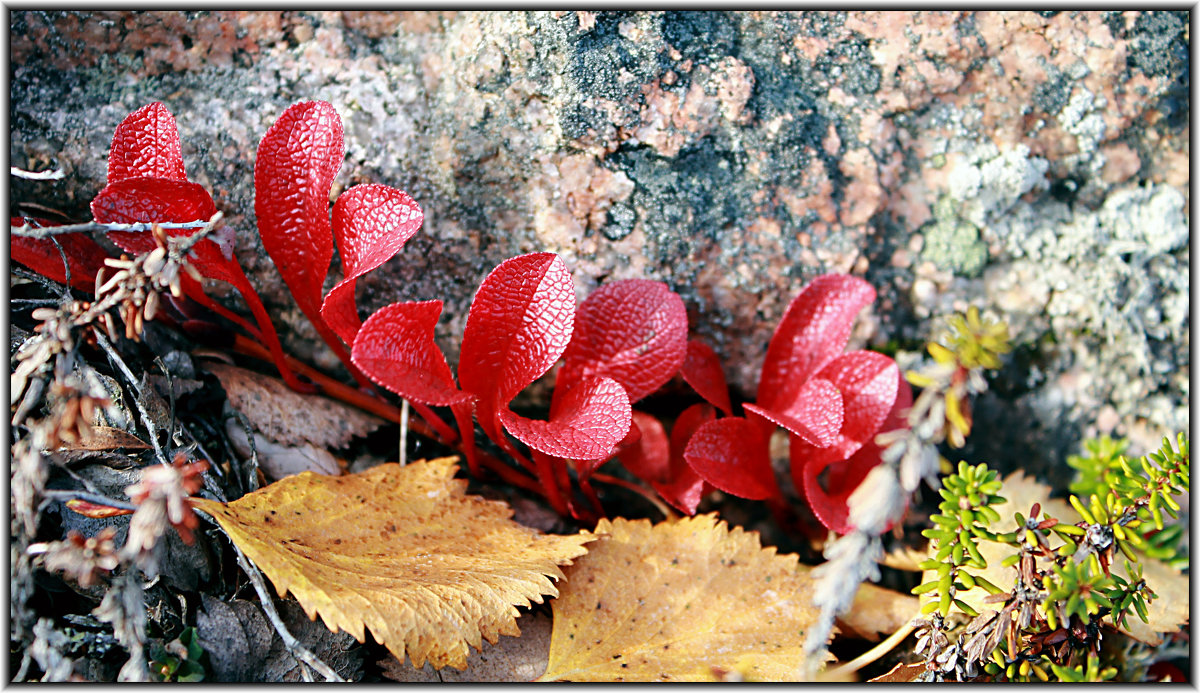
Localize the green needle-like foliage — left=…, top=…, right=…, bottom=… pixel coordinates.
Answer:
left=913, top=433, right=1188, bottom=682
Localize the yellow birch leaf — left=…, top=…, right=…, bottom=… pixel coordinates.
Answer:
left=539, top=514, right=826, bottom=682
left=191, top=457, right=593, bottom=670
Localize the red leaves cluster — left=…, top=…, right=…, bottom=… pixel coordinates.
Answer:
left=352, top=257, right=692, bottom=516
left=13, top=99, right=913, bottom=533
left=682, top=275, right=912, bottom=533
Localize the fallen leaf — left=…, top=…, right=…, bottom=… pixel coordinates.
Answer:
left=205, top=361, right=383, bottom=449
left=837, top=582, right=919, bottom=641
left=380, top=612, right=552, bottom=682
left=868, top=661, right=926, bottom=682
left=224, top=418, right=341, bottom=481
left=540, top=514, right=826, bottom=682
left=881, top=545, right=928, bottom=572
left=196, top=594, right=362, bottom=682
left=923, top=471, right=1189, bottom=646
left=191, top=458, right=592, bottom=670
left=63, top=425, right=150, bottom=451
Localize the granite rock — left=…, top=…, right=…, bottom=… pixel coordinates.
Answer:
left=10, top=11, right=1189, bottom=478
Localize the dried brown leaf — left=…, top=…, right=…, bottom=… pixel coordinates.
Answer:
left=191, top=457, right=592, bottom=669
left=868, top=661, right=926, bottom=682
left=540, top=514, right=825, bottom=682
left=62, top=425, right=149, bottom=451
left=205, top=361, right=382, bottom=449
left=379, top=612, right=552, bottom=682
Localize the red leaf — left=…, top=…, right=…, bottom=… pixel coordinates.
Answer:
left=651, top=402, right=716, bottom=514
left=92, top=178, right=217, bottom=227
left=652, top=467, right=708, bottom=516
left=94, top=179, right=304, bottom=391
left=683, top=417, right=777, bottom=500
left=617, top=411, right=670, bottom=485
left=556, top=279, right=687, bottom=404
left=11, top=224, right=109, bottom=293
left=796, top=435, right=886, bottom=535
left=757, top=274, right=875, bottom=414
left=253, top=100, right=344, bottom=326
left=106, top=102, right=187, bottom=184
left=350, top=300, right=468, bottom=406
left=790, top=352, right=910, bottom=533
left=680, top=339, right=732, bottom=415
left=744, top=377, right=843, bottom=448
left=321, top=184, right=424, bottom=345
left=500, top=376, right=631, bottom=460
left=816, top=351, right=901, bottom=446
left=458, top=253, right=575, bottom=445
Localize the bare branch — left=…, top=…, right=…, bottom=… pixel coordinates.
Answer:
left=11, top=166, right=65, bottom=181
left=230, top=543, right=346, bottom=682
left=11, top=219, right=210, bottom=239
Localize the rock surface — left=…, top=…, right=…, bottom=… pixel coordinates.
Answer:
left=10, top=11, right=1189, bottom=482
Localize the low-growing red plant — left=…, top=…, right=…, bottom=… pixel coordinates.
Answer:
left=12, top=99, right=913, bottom=533
left=683, top=275, right=912, bottom=533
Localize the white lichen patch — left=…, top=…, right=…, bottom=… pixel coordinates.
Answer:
left=981, top=183, right=1189, bottom=448
left=947, top=143, right=1050, bottom=228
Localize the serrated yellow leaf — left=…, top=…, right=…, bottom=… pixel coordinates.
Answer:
left=540, top=514, right=824, bottom=682
left=191, top=457, right=592, bottom=670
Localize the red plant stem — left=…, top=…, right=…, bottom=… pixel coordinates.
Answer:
left=233, top=334, right=405, bottom=422
left=230, top=333, right=547, bottom=497
left=474, top=451, right=544, bottom=495
left=409, top=400, right=459, bottom=446
left=524, top=450, right=568, bottom=517
left=589, top=473, right=677, bottom=520
left=576, top=476, right=606, bottom=519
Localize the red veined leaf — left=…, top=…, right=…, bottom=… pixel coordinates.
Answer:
left=350, top=300, right=469, bottom=406
left=652, top=466, right=708, bottom=516
left=11, top=222, right=109, bottom=293
left=499, top=375, right=631, bottom=461
left=106, top=102, right=187, bottom=184
left=744, top=377, right=843, bottom=449
left=93, top=178, right=306, bottom=390
left=458, top=253, right=575, bottom=446
left=322, top=184, right=424, bottom=345
left=756, top=274, right=874, bottom=415
left=92, top=178, right=217, bottom=227
left=816, top=351, right=901, bottom=449
left=683, top=417, right=777, bottom=500
left=556, top=279, right=687, bottom=404
left=791, top=352, right=909, bottom=533
left=254, top=100, right=344, bottom=329
left=651, top=402, right=716, bottom=514
left=95, top=178, right=254, bottom=324
left=617, top=411, right=670, bottom=485
left=680, top=339, right=732, bottom=415
left=796, top=374, right=912, bottom=533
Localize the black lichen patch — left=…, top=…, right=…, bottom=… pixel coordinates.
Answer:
left=814, top=38, right=881, bottom=96
left=1032, top=70, right=1072, bottom=117
left=660, top=11, right=740, bottom=66
left=562, top=11, right=662, bottom=140
left=1126, top=11, right=1189, bottom=130
left=611, top=139, right=748, bottom=266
